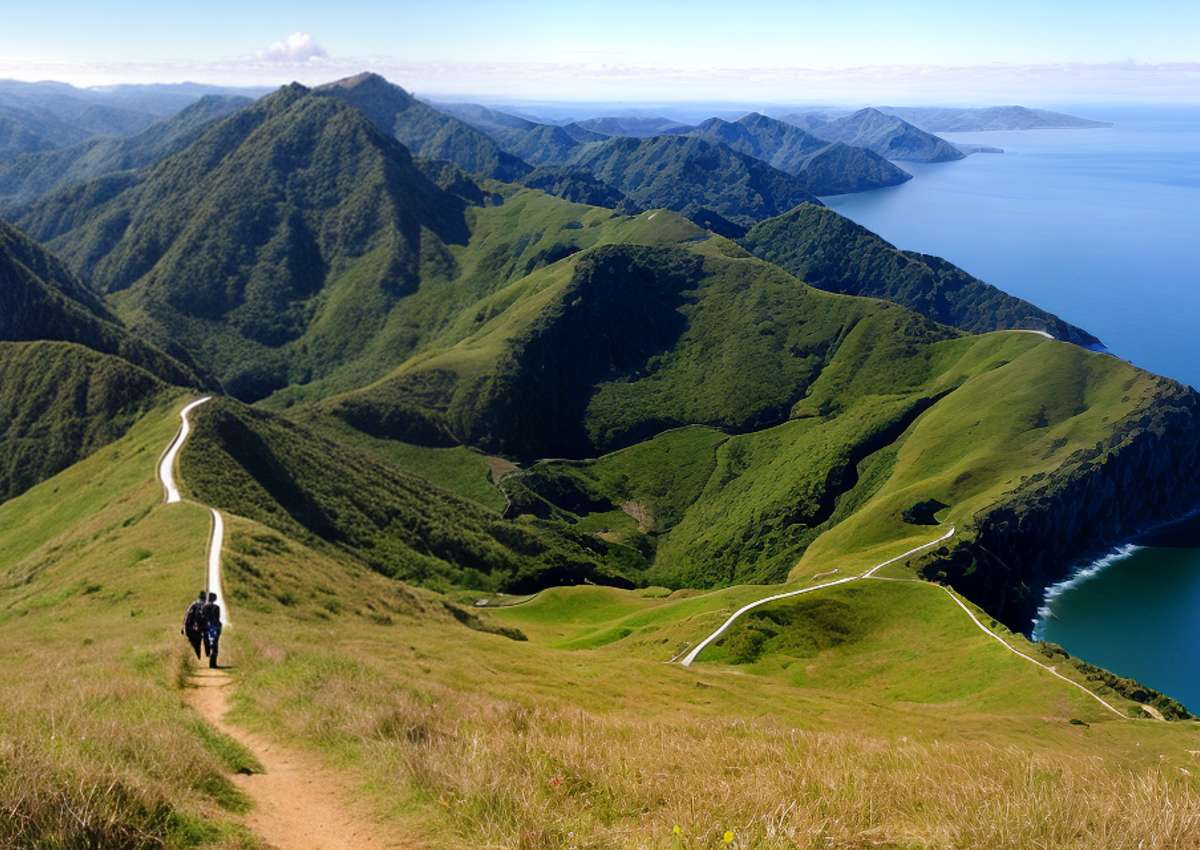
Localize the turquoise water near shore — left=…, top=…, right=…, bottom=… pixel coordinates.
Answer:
left=1032, top=520, right=1200, bottom=710
left=824, top=106, right=1200, bottom=709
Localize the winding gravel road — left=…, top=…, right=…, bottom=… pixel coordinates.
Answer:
left=679, top=525, right=1134, bottom=719
left=680, top=527, right=955, bottom=666
left=159, top=396, right=227, bottom=624
left=160, top=395, right=1136, bottom=721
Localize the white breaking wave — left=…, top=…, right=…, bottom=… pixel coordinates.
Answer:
left=1032, top=543, right=1142, bottom=638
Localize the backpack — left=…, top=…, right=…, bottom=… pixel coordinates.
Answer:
left=185, top=601, right=204, bottom=634
left=203, top=601, right=221, bottom=628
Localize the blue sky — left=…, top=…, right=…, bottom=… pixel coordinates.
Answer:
left=1, top=0, right=1197, bottom=102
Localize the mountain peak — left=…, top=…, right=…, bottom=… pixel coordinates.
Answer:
left=320, top=72, right=409, bottom=98
left=851, top=107, right=888, bottom=120
left=327, top=71, right=386, bottom=87
left=259, top=81, right=311, bottom=110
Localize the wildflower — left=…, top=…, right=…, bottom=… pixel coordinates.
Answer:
left=723, top=830, right=735, bottom=844
left=549, top=774, right=563, bottom=789
left=673, top=824, right=682, bottom=835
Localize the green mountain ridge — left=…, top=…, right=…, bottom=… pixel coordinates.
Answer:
left=567, top=134, right=822, bottom=227
left=0, top=340, right=172, bottom=502
left=740, top=203, right=1100, bottom=346
left=786, top=107, right=965, bottom=163
left=327, top=239, right=954, bottom=461
left=0, top=103, right=92, bottom=155
left=18, top=82, right=477, bottom=401
left=691, top=113, right=912, bottom=195
left=0, top=217, right=202, bottom=384
left=314, top=73, right=531, bottom=181
left=517, top=164, right=638, bottom=211
left=181, top=397, right=634, bottom=591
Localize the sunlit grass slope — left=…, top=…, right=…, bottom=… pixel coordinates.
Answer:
left=0, top=395, right=262, bottom=849
left=796, top=335, right=1177, bottom=575
left=508, top=331, right=1184, bottom=596
left=328, top=234, right=952, bottom=460
left=2, top=399, right=1199, bottom=849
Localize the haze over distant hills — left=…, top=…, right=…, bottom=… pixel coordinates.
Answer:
left=3, top=66, right=1199, bottom=850
left=783, top=108, right=965, bottom=163
left=0, top=79, right=265, bottom=155
left=316, top=72, right=530, bottom=181
left=879, top=105, right=1113, bottom=132
left=0, top=95, right=251, bottom=211
left=567, top=134, right=822, bottom=228
left=690, top=113, right=911, bottom=195
left=440, top=101, right=918, bottom=197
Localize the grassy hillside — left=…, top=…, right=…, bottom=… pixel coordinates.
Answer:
left=4, top=399, right=1198, bottom=849
left=742, top=203, right=1100, bottom=345
left=251, top=197, right=705, bottom=408
left=0, top=398, right=258, bottom=849
left=0, top=398, right=491, bottom=848
left=503, top=329, right=1200, bottom=604
left=330, top=237, right=952, bottom=459
left=0, top=218, right=201, bottom=384
left=181, top=397, right=640, bottom=592
left=568, top=134, right=821, bottom=227
left=0, top=341, right=172, bottom=502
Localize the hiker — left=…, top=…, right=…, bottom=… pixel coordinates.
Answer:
left=202, top=592, right=222, bottom=669
left=181, top=591, right=206, bottom=659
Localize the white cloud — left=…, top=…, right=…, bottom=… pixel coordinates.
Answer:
left=258, top=32, right=328, bottom=64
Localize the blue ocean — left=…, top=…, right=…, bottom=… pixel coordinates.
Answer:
left=825, top=106, right=1200, bottom=710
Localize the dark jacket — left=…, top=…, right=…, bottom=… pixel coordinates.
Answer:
left=202, top=601, right=222, bottom=631
left=183, top=601, right=205, bottom=634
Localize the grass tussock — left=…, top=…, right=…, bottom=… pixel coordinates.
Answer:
left=0, top=649, right=257, bottom=850
left=234, top=644, right=1200, bottom=850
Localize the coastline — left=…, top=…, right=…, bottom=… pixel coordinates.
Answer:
left=1031, top=542, right=1142, bottom=638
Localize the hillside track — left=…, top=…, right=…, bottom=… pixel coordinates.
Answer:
left=869, top=575, right=1127, bottom=719
left=680, top=528, right=955, bottom=666
left=680, top=521, right=1140, bottom=719
left=160, top=398, right=408, bottom=849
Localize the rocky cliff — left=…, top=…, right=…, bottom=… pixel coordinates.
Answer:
left=924, top=375, right=1200, bottom=630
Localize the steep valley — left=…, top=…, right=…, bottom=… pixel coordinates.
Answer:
left=2, top=71, right=1199, bottom=850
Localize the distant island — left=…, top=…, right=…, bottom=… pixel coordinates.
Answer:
left=878, top=105, right=1112, bottom=132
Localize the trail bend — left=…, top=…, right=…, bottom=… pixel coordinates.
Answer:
left=160, top=398, right=407, bottom=849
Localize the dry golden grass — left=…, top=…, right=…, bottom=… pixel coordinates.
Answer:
left=230, top=625, right=1200, bottom=850
left=3, top=402, right=1199, bottom=849
left=0, top=643, right=261, bottom=850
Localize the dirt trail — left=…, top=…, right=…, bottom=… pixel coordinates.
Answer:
left=186, top=668, right=404, bottom=850
left=165, top=399, right=407, bottom=849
